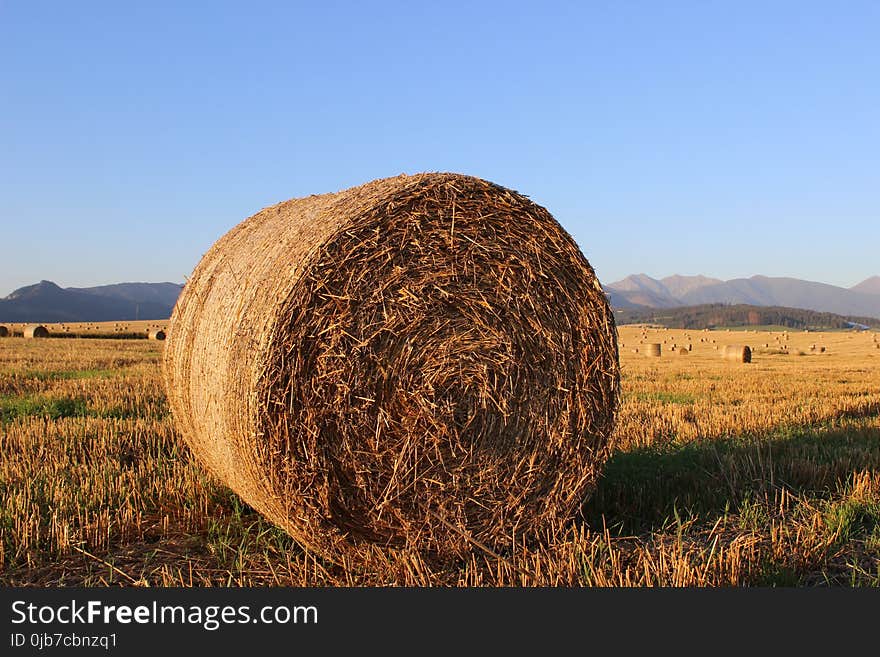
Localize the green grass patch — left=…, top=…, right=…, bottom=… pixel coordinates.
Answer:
left=0, top=395, right=90, bottom=422
left=15, top=368, right=118, bottom=381
left=755, top=562, right=803, bottom=586
left=824, top=497, right=880, bottom=545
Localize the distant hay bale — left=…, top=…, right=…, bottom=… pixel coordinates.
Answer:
left=722, top=344, right=751, bottom=363
left=0, top=325, right=8, bottom=338
left=147, top=329, right=166, bottom=341
left=819, top=346, right=826, bottom=353
left=23, top=324, right=49, bottom=339
left=677, top=346, right=689, bottom=355
left=645, top=343, right=662, bottom=357
left=163, top=172, right=621, bottom=565
left=632, top=348, right=640, bottom=354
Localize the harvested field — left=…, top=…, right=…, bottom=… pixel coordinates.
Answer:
left=3, top=320, right=169, bottom=339
left=1, top=325, right=879, bottom=585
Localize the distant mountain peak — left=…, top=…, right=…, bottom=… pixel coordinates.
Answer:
left=0, top=280, right=183, bottom=322
left=5, top=280, right=64, bottom=301
left=851, top=276, right=880, bottom=296
left=660, top=274, right=722, bottom=298
left=605, top=273, right=880, bottom=320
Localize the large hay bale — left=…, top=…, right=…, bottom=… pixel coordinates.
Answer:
left=147, top=329, right=166, bottom=341
left=164, top=173, right=620, bottom=564
left=722, top=344, right=751, bottom=363
left=23, top=324, right=49, bottom=339
left=0, top=325, right=8, bottom=337
left=644, top=343, right=662, bottom=357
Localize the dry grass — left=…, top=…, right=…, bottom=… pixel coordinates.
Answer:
left=1, top=326, right=879, bottom=586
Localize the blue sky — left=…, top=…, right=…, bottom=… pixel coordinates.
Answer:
left=1, top=1, right=877, bottom=296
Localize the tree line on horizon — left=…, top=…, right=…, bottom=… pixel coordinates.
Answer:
left=614, top=303, right=880, bottom=330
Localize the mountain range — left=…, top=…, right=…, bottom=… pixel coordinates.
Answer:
left=0, top=281, right=183, bottom=322
left=606, top=274, right=880, bottom=319
left=2, top=273, right=879, bottom=323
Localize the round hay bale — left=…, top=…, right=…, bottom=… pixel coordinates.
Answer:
left=0, top=325, right=8, bottom=338
left=677, top=346, right=689, bottom=355
left=147, top=329, right=166, bottom=341
left=23, top=324, right=49, bottom=339
left=163, top=173, right=621, bottom=564
left=722, top=344, right=751, bottom=363
left=645, top=343, right=662, bottom=357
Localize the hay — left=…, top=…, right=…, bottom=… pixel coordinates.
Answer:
left=645, top=343, right=662, bottom=357
left=147, top=329, right=166, bottom=341
left=163, top=172, right=620, bottom=564
left=677, top=346, right=689, bottom=355
left=722, top=344, right=751, bottom=363
left=23, top=325, right=49, bottom=339
left=0, top=325, right=8, bottom=338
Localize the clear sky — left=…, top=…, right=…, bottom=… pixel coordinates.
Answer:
left=1, top=1, right=878, bottom=296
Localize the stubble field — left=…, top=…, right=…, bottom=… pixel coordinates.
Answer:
left=1, top=324, right=878, bottom=586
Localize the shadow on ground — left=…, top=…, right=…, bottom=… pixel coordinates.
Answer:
left=581, top=417, right=880, bottom=535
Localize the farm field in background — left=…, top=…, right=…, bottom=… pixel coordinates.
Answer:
left=0, top=320, right=168, bottom=339
left=1, top=325, right=879, bottom=586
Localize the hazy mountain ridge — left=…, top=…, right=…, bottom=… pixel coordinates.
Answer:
left=68, top=282, right=183, bottom=308
left=607, top=274, right=880, bottom=319
left=4, top=273, right=879, bottom=323
left=0, top=280, right=183, bottom=322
